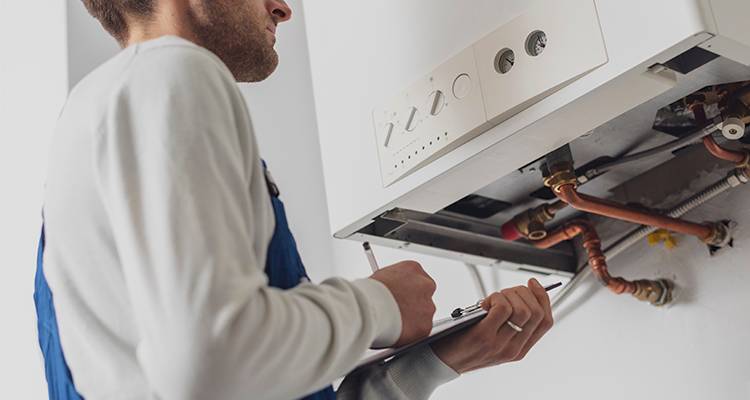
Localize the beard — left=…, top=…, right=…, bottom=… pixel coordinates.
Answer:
left=187, top=1, right=279, bottom=82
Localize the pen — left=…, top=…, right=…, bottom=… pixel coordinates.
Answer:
left=362, top=242, right=380, bottom=273
left=449, top=281, right=563, bottom=319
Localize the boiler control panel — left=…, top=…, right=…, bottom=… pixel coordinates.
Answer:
left=373, top=0, right=608, bottom=187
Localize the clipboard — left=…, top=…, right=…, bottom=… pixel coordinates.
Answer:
left=348, top=308, right=488, bottom=376
left=347, top=282, right=561, bottom=376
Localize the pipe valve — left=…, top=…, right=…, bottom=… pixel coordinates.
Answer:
left=632, top=279, right=673, bottom=306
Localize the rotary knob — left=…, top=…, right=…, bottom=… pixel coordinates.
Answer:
left=405, top=106, right=419, bottom=132
left=452, top=74, right=472, bottom=99
left=383, top=122, right=395, bottom=147
left=427, top=90, right=446, bottom=116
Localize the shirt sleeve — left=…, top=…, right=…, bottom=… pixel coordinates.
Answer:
left=93, top=44, right=402, bottom=400
left=336, top=345, right=460, bottom=399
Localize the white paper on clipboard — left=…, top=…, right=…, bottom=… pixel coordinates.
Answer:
left=347, top=308, right=488, bottom=376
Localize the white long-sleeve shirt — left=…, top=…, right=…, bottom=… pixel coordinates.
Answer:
left=43, top=35, right=457, bottom=399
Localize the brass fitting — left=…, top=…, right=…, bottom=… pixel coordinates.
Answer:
left=632, top=279, right=673, bottom=306
left=702, top=221, right=732, bottom=247
left=543, top=162, right=578, bottom=193
left=516, top=211, right=548, bottom=240
left=510, top=203, right=563, bottom=240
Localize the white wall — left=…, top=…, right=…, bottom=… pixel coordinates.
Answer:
left=0, top=1, right=69, bottom=398
left=66, top=0, right=120, bottom=88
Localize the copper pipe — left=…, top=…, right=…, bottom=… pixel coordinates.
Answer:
left=534, top=221, right=635, bottom=294
left=555, top=184, right=715, bottom=242
left=533, top=220, right=671, bottom=304
left=703, top=136, right=748, bottom=165
left=532, top=222, right=583, bottom=250
left=547, top=199, right=568, bottom=214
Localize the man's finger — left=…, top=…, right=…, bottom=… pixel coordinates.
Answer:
left=512, top=286, right=544, bottom=325
left=477, top=292, right=512, bottom=332
left=511, top=280, right=555, bottom=361
left=529, top=278, right=553, bottom=334
left=528, top=278, right=552, bottom=316
left=494, top=290, right=537, bottom=361
left=502, top=289, right=532, bottom=331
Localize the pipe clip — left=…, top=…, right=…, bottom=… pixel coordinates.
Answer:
left=721, top=117, right=746, bottom=140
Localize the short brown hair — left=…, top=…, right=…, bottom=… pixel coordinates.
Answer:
left=81, top=0, right=155, bottom=44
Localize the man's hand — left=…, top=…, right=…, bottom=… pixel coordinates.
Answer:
left=371, top=261, right=437, bottom=347
left=430, top=278, right=554, bottom=373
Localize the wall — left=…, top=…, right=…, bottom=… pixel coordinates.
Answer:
left=66, top=0, right=120, bottom=88
left=0, top=1, right=69, bottom=398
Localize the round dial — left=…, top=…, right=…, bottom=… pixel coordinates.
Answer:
left=452, top=74, right=472, bottom=99
left=526, top=30, right=547, bottom=57
left=494, top=49, right=515, bottom=74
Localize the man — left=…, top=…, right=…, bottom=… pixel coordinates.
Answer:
left=36, top=0, right=554, bottom=399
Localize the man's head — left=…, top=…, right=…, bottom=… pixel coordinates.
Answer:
left=81, top=0, right=292, bottom=82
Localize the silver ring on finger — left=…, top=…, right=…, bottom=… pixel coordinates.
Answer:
left=506, top=320, right=524, bottom=332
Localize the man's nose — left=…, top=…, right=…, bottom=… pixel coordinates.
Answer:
left=268, top=0, right=292, bottom=23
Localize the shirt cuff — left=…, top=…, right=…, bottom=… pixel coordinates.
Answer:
left=386, top=345, right=460, bottom=399
left=352, top=278, right=402, bottom=348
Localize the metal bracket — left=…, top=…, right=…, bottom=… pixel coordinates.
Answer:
left=358, top=208, right=579, bottom=275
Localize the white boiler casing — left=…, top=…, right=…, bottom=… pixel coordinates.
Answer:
left=303, top=0, right=750, bottom=242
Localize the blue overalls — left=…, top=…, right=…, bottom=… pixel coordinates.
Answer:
left=33, top=162, right=336, bottom=400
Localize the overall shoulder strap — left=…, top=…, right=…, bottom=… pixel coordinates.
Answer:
left=34, top=225, right=84, bottom=399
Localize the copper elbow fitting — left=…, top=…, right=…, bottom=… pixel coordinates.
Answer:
left=703, top=136, right=749, bottom=166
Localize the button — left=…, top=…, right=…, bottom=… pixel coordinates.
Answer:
left=383, top=122, right=395, bottom=147
left=452, top=73, right=472, bottom=99
left=428, top=90, right=446, bottom=116
left=405, top=106, right=419, bottom=132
